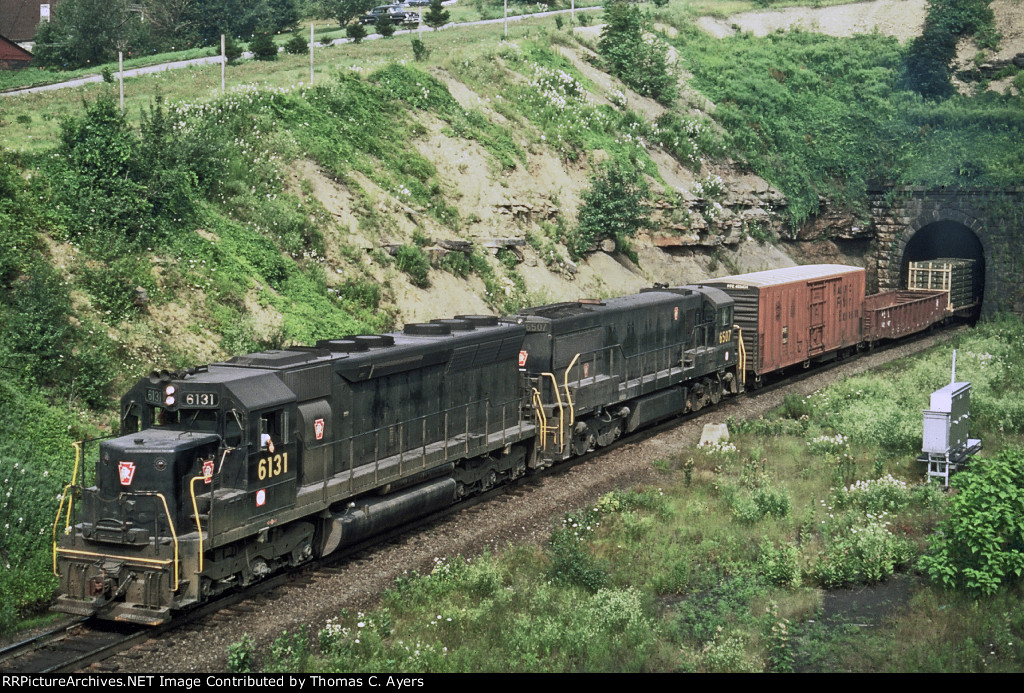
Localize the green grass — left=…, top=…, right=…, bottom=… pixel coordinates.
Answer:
left=0, top=15, right=595, bottom=155
left=0, top=46, right=218, bottom=93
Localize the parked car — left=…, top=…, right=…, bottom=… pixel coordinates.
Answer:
left=360, top=5, right=421, bottom=25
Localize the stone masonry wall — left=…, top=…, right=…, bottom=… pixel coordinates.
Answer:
left=868, top=188, right=1024, bottom=316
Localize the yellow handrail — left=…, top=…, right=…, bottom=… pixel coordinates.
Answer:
left=735, top=325, right=746, bottom=387
left=562, top=353, right=580, bottom=429
left=52, top=441, right=83, bottom=576
left=189, top=476, right=207, bottom=574
left=54, top=492, right=181, bottom=591
left=530, top=387, right=548, bottom=450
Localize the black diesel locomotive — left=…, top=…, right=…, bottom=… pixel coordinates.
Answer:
left=54, top=286, right=739, bottom=624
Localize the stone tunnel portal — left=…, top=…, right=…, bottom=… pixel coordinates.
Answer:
left=899, top=220, right=985, bottom=315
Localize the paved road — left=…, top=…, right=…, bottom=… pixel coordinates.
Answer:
left=1, top=7, right=601, bottom=98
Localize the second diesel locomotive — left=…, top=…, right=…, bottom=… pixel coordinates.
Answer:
left=54, top=285, right=740, bottom=624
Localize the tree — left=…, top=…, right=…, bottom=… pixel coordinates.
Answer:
left=174, top=0, right=297, bottom=46
left=905, top=27, right=958, bottom=99
left=423, top=0, right=450, bottom=30
left=33, top=0, right=149, bottom=70
left=250, top=30, right=279, bottom=60
left=267, top=0, right=301, bottom=32
left=376, top=14, right=397, bottom=38
left=597, top=1, right=676, bottom=105
left=346, top=22, right=367, bottom=44
left=319, top=0, right=378, bottom=27
left=570, top=161, right=649, bottom=259
left=143, top=0, right=205, bottom=50
left=904, top=0, right=997, bottom=99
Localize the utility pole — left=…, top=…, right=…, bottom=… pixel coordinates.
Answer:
left=118, top=51, right=124, bottom=112
left=221, top=34, right=226, bottom=94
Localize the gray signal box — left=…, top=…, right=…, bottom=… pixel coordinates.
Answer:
left=919, top=359, right=981, bottom=485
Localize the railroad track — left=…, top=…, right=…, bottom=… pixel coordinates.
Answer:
left=6, top=325, right=965, bottom=673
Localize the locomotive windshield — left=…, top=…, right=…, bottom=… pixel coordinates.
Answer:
left=151, top=405, right=219, bottom=433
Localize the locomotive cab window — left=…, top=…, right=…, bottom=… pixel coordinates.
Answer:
left=225, top=410, right=244, bottom=448
left=259, top=410, right=288, bottom=451
left=153, top=407, right=180, bottom=427
left=181, top=408, right=218, bottom=432
left=122, top=403, right=143, bottom=433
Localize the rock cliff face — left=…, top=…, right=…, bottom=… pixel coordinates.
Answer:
left=649, top=173, right=788, bottom=250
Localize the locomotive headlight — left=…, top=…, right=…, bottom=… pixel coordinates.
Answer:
left=165, top=395, right=176, bottom=406
left=165, top=385, right=175, bottom=396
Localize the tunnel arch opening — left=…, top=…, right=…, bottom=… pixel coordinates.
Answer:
left=899, top=220, right=985, bottom=317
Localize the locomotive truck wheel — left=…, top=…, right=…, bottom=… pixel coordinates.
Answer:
left=690, top=383, right=707, bottom=412
left=291, top=541, right=313, bottom=566
left=511, top=458, right=526, bottom=480
left=708, top=377, right=723, bottom=405
left=571, top=423, right=596, bottom=456
left=595, top=422, right=621, bottom=447
left=482, top=470, right=497, bottom=491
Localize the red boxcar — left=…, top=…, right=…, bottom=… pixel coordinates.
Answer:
left=701, top=265, right=865, bottom=380
left=862, top=290, right=948, bottom=343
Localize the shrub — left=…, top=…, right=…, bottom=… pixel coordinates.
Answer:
left=285, top=32, right=309, bottom=55
left=570, top=161, right=649, bottom=259
left=919, top=448, right=1024, bottom=596
left=831, top=475, right=914, bottom=514
left=224, top=36, right=244, bottom=64
left=758, top=540, right=800, bottom=587
left=812, top=511, right=913, bottom=587
left=227, top=634, right=255, bottom=673
left=376, top=15, right=397, bottom=38
left=82, top=257, right=155, bottom=322
left=652, top=112, right=721, bottom=170
left=438, top=251, right=472, bottom=278
left=250, top=31, right=279, bottom=60
left=411, top=37, right=429, bottom=61
left=394, top=244, right=431, bottom=288
left=346, top=23, right=367, bottom=44
left=0, top=157, right=41, bottom=287
left=546, top=509, right=609, bottom=592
